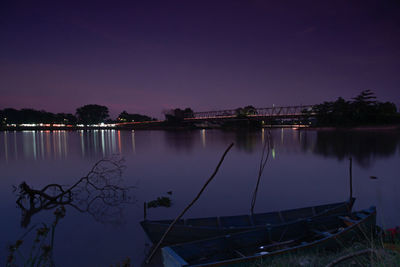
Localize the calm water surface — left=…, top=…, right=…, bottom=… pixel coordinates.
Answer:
left=1, top=129, right=399, bottom=266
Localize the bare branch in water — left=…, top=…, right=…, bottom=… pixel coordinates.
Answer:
left=15, top=156, right=136, bottom=227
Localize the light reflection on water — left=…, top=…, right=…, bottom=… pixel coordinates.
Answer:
left=0, top=130, right=136, bottom=161
left=0, top=129, right=399, bottom=266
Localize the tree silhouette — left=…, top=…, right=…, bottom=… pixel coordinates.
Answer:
left=117, top=110, right=155, bottom=122
left=164, top=107, right=194, bottom=124
left=312, top=90, right=398, bottom=126
left=76, top=104, right=109, bottom=124
left=235, top=105, right=257, bottom=117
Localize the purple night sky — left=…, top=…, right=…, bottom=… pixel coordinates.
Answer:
left=1, top=0, right=399, bottom=119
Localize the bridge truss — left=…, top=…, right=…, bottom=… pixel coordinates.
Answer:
left=186, top=105, right=315, bottom=120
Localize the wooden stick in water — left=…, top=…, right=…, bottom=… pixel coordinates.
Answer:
left=144, top=202, right=147, bottom=220
left=250, top=128, right=271, bottom=215
left=349, top=157, right=353, bottom=201
left=145, top=142, right=234, bottom=264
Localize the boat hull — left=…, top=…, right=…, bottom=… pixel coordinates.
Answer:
left=141, top=198, right=355, bottom=245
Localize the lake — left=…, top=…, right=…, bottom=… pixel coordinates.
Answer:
left=1, top=128, right=399, bottom=266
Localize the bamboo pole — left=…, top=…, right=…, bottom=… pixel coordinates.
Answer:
left=349, top=157, right=353, bottom=201
left=250, top=128, right=271, bottom=215
left=145, top=142, right=234, bottom=264
left=144, top=202, right=147, bottom=220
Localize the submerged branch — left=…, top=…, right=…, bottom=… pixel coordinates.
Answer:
left=15, top=156, right=136, bottom=227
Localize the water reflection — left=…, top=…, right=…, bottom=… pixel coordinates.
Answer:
left=78, top=130, right=123, bottom=158
left=132, top=130, right=136, bottom=153
left=201, top=129, right=206, bottom=148
left=233, top=131, right=259, bottom=153
left=0, top=129, right=399, bottom=168
left=163, top=130, right=197, bottom=152
left=3, top=132, right=8, bottom=162
left=305, top=130, right=400, bottom=168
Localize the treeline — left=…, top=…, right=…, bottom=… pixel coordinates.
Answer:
left=311, top=90, right=399, bottom=126
left=2, top=91, right=398, bottom=127
left=0, top=108, right=77, bottom=125
left=0, top=104, right=156, bottom=125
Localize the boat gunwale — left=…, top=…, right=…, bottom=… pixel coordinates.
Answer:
left=142, top=198, right=355, bottom=231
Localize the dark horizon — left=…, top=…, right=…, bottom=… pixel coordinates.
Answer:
left=1, top=0, right=399, bottom=119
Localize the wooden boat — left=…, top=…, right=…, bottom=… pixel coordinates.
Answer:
left=162, top=206, right=376, bottom=267
left=141, top=198, right=355, bottom=245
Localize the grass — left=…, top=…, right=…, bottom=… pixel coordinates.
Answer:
left=250, top=230, right=400, bottom=267
left=252, top=244, right=400, bottom=266
left=147, top=196, right=172, bottom=208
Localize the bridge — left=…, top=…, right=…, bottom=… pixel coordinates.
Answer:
left=184, top=105, right=315, bottom=121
